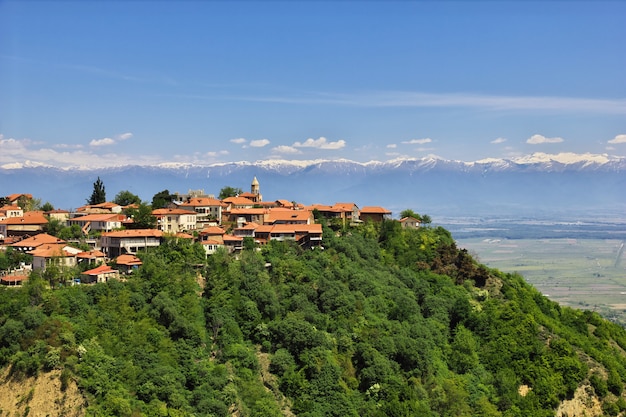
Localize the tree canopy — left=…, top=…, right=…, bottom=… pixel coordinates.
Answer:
left=151, top=189, right=175, bottom=209
left=2, top=221, right=626, bottom=416
left=87, top=177, right=106, bottom=205
left=218, top=186, right=242, bottom=200
left=113, top=190, right=142, bottom=206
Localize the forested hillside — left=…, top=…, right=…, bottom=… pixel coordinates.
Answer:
left=2, top=221, right=626, bottom=416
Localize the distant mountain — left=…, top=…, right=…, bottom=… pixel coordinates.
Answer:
left=1, top=153, right=625, bottom=216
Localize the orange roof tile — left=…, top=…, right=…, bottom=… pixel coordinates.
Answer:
left=82, top=264, right=118, bottom=275
left=223, top=196, right=256, bottom=206
left=10, top=233, right=66, bottom=248
left=115, top=254, right=142, bottom=266
left=69, top=213, right=125, bottom=222
left=76, top=250, right=106, bottom=259
left=360, top=206, right=392, bottom=214
left=28, top=244, right=75, bottom=258
left=152, top=208, right=198, bottom=216
left=200, top=226, right=226, bottom=235
left=179, top=197, right=225, bottom=207
left=1, top=211, right=48, bottom=225
left=101, top=229, right=163, bottom=238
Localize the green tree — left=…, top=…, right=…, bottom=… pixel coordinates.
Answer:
left=41, top=201, right=55, bottom=212
left=152, top=189, right=175, bottom=209
left=87, top=177, right=106, bottom=205
left=18, top=195, right=41, bottom=211
left=113, top=190, right=141, bottom=206
left=218, top=186, right=242, bottom=200
left=126, top=202, right=157, bottom=229
left=400, top=209, right=421, bottom=220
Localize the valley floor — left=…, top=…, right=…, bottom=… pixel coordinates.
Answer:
left=458, top=237, right=626, bottom=325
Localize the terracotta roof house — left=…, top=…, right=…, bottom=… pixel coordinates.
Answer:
left=178, top=197, right=226, bottom=228
left=67, top=213, right=126, bottom=235
left=6, top=194, right=32, bottom=205
left=0, top=205, right=24, bottom=220
left=222, top=234, right=244, bottom=252
left=399, top=216, right=421, bottom=229
left=100, top=229, right=164, bottom=257
left=76, top=249, right=107, bottom=266
left=0, top=211, right=49, bottom=238
left=28, top=243, right=82, bottom=270
left=75, top=202, right=123, bottom=214
left=232, top=222, right=259, bottom=238
left=114, top=254, right=142, bottom=274
left=222, top=196, right=256, bottom=210
left=201, top=239, right=225, bottom=256
left=80, top=264, right=120, bottom=283
left=227, top=208, right=269, bottom=226
left=1, top=274, right=29, bottom=286
left=10, top=233, right=66, bottom=251
left=266, top=208, right=313, bottom=225
left=248, top=223, right=323, bottom=248
left=152, top=208, right=197, bottom=233
left=45, top=209, right=70, bottom=223
left=199, top=226, right=226, bottom=243
left=359, top=206, right=392, bottom=223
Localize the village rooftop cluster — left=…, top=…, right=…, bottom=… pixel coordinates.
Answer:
left=1, top=178, right=421, bottom=286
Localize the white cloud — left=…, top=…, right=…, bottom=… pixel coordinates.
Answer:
left=230, top=138, right=247, bottom=144
left=89, top=132, right=133, bottom=147
left=387, top=144, right=397, bottom=149
left=293, top=137, right=346, bottom=150
left=491, top=137, right=507, bottom=144
left=526, top=134, right=564, bottom=145
left=402, top=138, right=432, bottom=145
left=227, top=90, right=626, bottom=114
left=608, top=134, right=626, bottom=144
left=272, top=145, right=302, bottom=154
left=89, top=137, right=115, bottom=147
left=53, top=143, right=84, bottom=149
left=250, top=139, right=270, bottom=147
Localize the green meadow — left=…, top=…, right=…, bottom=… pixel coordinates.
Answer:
left=458, top=238, right=626, bottom=324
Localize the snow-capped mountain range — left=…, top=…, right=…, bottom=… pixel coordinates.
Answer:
left=1, top=152, right=625, bottom=217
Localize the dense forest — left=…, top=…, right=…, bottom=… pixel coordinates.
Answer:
left=2, top=220, right=626, bottom=416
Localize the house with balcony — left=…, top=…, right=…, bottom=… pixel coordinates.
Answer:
left=178, top=197, right=226, bottom=228
left=152, top=208, right=197, bottom=233
left=100, top=229, right=164, bottom=258
left=67, top=213, right=126, bottom=235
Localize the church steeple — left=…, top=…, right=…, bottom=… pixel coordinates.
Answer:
left=251, top=176, right=261, bottom=202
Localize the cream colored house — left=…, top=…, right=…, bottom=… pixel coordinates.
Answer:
left=152, top=208, right=197, bottom=233
left=29, top=244, right=82, bottom=271
left=100, top=229, right=164, bottom=257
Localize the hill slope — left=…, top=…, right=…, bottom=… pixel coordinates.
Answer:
left=2, top=222, right=626, bottom=416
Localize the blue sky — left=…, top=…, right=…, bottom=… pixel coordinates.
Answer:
left=1, top=1, right=625, bottom=168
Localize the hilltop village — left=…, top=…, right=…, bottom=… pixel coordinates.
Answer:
left=0, top=177, right=418, bottom=286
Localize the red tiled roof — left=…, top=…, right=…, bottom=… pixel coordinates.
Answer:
left=179, top=197, right=225, bottom=207
left=201, top=239, right=223, bottom=245
left=115, top=254, right=142, bottom=266
left=28, top=244, right=75, bottom=258
left=1, top=274, right=28, bottom=284
left=360, top=206, right=392, bottom=214
left=200, top=226, right=226, bottom=235
left=82, top=264, right=117, bottom=275
left=101, top=229, right=163, bottom=238
left=0, top=211, right=48, bottom=225
left=152, top=208, right=197, bottom=216
left=6, top=193, right=32, bottom=202
left=229, top=208, right=268, bottom=215
left=76, top=250, right=106, bottom=259
left=10, top=233, right=66, bottom=248
left=69, top=213, right=125, bottom=222
left=223, top=196, right=256, bottom=206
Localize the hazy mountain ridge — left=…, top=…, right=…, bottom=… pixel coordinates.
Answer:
left=1, top=153, right=625, bottom=215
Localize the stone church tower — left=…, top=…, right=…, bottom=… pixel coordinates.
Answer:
left=251, top=176, right=262, bottom=202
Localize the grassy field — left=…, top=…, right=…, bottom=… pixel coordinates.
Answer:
left=457, top=238, right=626, bottom=324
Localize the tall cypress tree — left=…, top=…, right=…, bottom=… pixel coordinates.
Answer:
left=87, top=177, right=106, bottom=205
